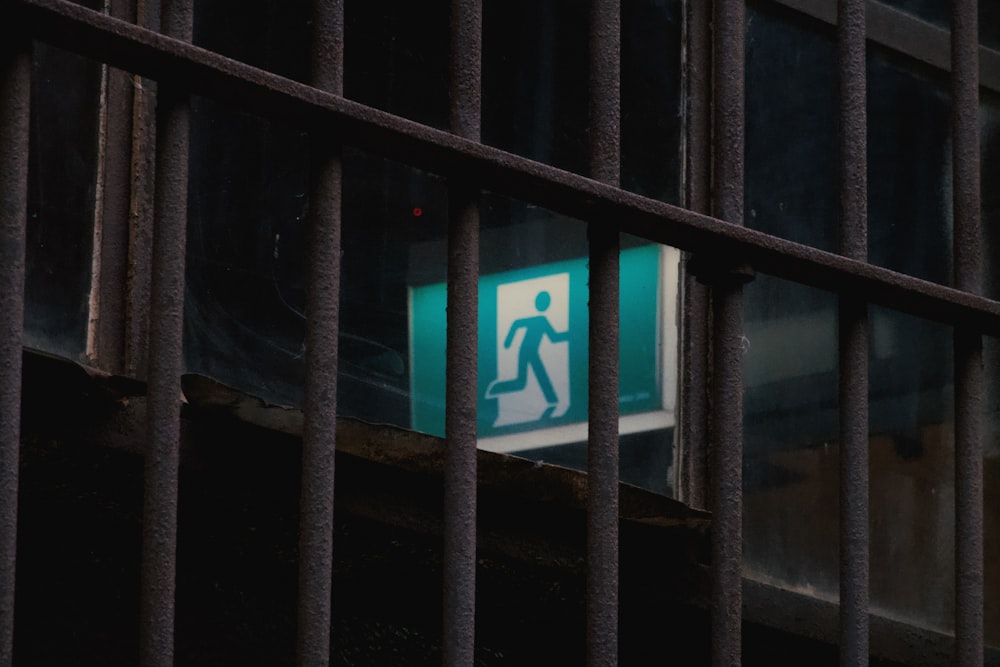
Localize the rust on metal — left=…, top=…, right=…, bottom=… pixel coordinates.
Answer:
left=443, top=0, right=481, bottom=664
left=0, top=30, right=31, bottom=667
left=139, top=0, right=192, bottom=665
left=677, top=0, right=712, bottom=511
left=952, top=0, right=984, bottom=664
left=586, top=1, right=621, bottom=665
left=295, top=1, right=344, bottom=665
left=9, top=0, right=1000, bottom=337
left=836, top=0, right=870, bottom=664
left=709, top=0, right=745, bottom=665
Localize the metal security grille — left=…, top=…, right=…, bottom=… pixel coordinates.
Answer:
left=0, top=1, right=993, bottom=666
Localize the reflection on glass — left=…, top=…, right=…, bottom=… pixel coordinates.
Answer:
left=743, top=279, right=839, bottom=598
left=24, top=44, right=101, bottom=359
left=743, top=276, right=960, bottom=635
left=868, top=308, right=954, bottom=632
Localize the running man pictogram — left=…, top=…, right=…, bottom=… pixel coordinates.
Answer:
left=486, top=290, right=569, bottom=413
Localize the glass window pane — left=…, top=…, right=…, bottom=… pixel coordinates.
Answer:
left=483, top=0, right=682, bottom=201
left=746, top=4, right=953, bottom=279
left=743, top=274, right=960, bottom=636
left=194, top=0, right=312, bottom=82
left=746, top=4, right=838, bottom=252
left=184, top=95, right=680, bottom=494
left=25, top=44, right=101, bottom=359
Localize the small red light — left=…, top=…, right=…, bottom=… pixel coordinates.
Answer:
left=412, top=207, right=423, bottom=217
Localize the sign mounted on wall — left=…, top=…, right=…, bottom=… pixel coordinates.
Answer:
left=408, top=244, right=677, bottom=453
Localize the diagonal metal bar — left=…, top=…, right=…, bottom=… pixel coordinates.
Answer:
left=295, top=1, right=344, bottom=665
left=442, top=1, right=481, bottom=665
left=140, top=0, right=191, bottom=665
left=586, top=1, right=621, bottom=665
left=951, top=1, right=984, bottom=665
left=836, top=1, right=870, bottom=665
left=0, top=29, right=31, bottom=667
left=9, top=0, right=1000, bottom=338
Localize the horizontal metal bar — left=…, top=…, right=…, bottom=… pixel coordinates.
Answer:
left=10, top=0, right=1000, bottom=337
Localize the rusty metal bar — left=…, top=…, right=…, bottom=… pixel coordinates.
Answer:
left=443, top=1, right=481, bottom=664
left=952, top=1, right=984, bottom=664
left=139, top=0, right=191, bottom=665
left=678, top=0, right=712, bottom=510
left=586, top=1, right=621, bottom=665
left=0, top=31, right=31, bottom=667
left=11, top=0, right=1000, bottom=338
left=710, top=0, right=745, bottom=665
left=836, top=0, right=869, bottom=664
left=295, top=1, right=344, bottom=665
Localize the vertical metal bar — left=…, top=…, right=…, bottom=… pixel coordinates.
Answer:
left=0, top=31, right=30, bottom=667
left=140, top=1, right=191, bottom=665
left=678, top=0, right=712, bottom=510
left=295, top=1, right=344, bottom=665
left=587, top=1, right=620, bottom=665
left=710, top=1, right=745, bottom=666
left=836, top=1, right=870, bottom=665
left=952, top=1, right=984, bottom=664
left=443, top=1, right=481, bottom=665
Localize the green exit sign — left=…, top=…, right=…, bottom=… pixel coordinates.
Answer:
left=408, top=244, right=676, bottom=452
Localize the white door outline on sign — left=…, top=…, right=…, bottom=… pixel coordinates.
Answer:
left=485, top=273, right=571, bottom=427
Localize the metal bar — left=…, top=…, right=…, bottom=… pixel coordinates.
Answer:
left=295, top=1, right=343, bottom=665
left=586, top=1, right=620, bottom=665
left=140, top=0, right=191, bottom=664
left=952, top=1, right=984, bottom=664
left=10, top=0, right=1000, bottom=338
left=836, top=0, right=870, bottom=664
left=710, top=0, right=745, bottom=665
left=0, top=31, right=31, bottom=667
left=443, top=1, right=481, bottom=664
left=678, top=0, right=712, bottom=510
left=838, top=295, right=869, bottom=666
